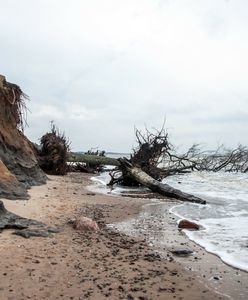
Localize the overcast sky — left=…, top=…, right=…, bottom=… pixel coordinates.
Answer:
left=0, top=0, right=247, bottom=152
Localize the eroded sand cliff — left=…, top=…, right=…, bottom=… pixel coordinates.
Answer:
left=0, top=75, right=46, bottom=199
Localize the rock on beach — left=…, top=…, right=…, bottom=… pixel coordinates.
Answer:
left=73, top=216, right=99, bottom=231
left=178, top=219, right=200, bottom=230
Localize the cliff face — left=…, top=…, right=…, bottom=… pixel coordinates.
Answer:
left=0, top=75, right=46, bottom=199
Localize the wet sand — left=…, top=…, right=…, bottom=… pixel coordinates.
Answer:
left=110, top=200, right=248, bottom=300
left=0, top=173, right=239, bottom=299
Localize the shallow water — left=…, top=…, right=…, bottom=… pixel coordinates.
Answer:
left=166, top=172, right=248, bottom=272
left=91, top=171, right=248, bottom=272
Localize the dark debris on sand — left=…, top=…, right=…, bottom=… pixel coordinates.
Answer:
left=68, top=203, right=223, bottom=300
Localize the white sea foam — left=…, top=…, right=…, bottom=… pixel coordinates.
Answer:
left=167, top=171, right=248, bottom=272
left=89, top=171, right=149, bottom=195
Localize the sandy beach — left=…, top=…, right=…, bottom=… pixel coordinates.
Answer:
left=0, top=173, right=247, bottom=300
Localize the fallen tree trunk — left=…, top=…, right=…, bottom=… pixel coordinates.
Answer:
left=129, top=167, right=206, bottom=204
left=68, top=153, right=120, bottom=167
left=68, top=153, right=120, bottom=173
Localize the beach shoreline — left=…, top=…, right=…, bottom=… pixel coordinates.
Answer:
left=109, top=199, right=248, bottom=300
left=0, top=173, right=246, bottom=299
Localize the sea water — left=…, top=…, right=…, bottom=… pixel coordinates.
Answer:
left=165, top=171, right=248, bottom=272
left=91, top=170, right=248, bottom=272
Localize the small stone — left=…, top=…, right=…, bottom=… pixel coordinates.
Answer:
left=33, top=259, right=40, bottom=264
left=171, top=249, right=193, bottom=256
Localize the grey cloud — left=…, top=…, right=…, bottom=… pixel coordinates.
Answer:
left=1, top=0, right=248, bottom=152
left=194, top=112, right=248, bottom=125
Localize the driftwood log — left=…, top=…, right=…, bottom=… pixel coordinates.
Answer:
left=108, top=158, right=206, bottom=204
left=129, top=167, right=206, bottom=204
left=128, top=161, right=206, bottom=204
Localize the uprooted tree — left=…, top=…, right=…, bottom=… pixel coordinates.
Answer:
left=108, top=125, right=248, bottom=204
left=108, top=126, right=171, bottom=186
left=36, top=122, right=70, bottom=175
left=108, top=125, right=206, bottom=204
